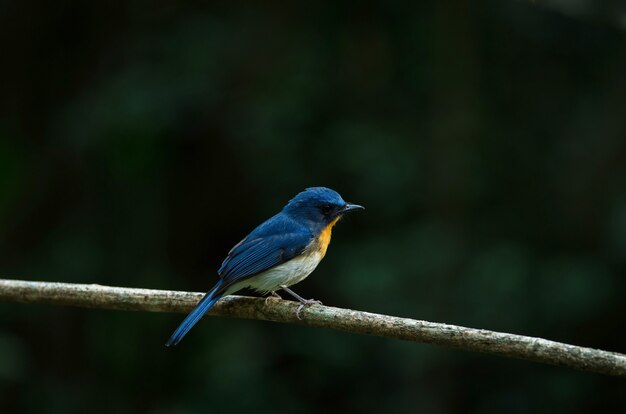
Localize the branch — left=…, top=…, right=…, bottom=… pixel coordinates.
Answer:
left=1, top=278, right=624, bottom=377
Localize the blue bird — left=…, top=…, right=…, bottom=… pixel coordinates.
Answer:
left=165, top=187, right=364, bottom=346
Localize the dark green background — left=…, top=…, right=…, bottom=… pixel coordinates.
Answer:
left=1, top=1, right=625, bottom=413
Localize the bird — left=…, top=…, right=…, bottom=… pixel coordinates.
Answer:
left=165, top=186, right=364, bottom=346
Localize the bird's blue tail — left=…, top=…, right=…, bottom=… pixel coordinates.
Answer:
left=165, top=280, right=224, bottom=347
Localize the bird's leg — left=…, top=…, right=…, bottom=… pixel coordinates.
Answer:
left=279, top=285, right=322, bottom=319
left=264, top=290, right=282, bottom=305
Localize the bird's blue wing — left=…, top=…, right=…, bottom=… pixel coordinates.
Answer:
left=216, top=216, right=313, bottom=291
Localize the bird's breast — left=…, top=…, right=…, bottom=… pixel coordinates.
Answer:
left=314, top=217, right=340, bottom=258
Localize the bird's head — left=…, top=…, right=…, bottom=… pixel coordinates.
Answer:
left=283, top=187, right=364, bottom=231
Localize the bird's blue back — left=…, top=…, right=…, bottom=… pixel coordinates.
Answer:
left=215, top=212, right=314, bottom=292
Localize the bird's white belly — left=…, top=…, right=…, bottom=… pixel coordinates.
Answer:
left=225, top=252, right=323, bottom=295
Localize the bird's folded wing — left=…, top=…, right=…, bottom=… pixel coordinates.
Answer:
left=216, top=232, right=313, bottom=289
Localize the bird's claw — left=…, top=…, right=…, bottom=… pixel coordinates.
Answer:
left=264, top=291, right=282, bottom=305
left=296, top=299, right=322, bottom=320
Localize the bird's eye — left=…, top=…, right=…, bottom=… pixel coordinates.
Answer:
left=321, top=204, right=333, bottom=214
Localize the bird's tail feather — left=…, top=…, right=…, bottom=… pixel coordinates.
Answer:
left=165, top=280, right=224, bottom=347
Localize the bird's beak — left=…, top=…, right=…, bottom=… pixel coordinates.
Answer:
left=341, top=203, right=365, bottom=214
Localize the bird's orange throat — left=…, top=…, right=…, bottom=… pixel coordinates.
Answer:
left=317, top=217, right=341, bottom=258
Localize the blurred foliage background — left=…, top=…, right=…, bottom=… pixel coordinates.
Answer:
left=1, top=1, right=626, bottom=413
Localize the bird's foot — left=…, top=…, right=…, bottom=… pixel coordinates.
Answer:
left=278, top=285, right=323, bottom=319
left=296, top=299, right=323, bottom=320
left=264, top=291, right=282, bottom=305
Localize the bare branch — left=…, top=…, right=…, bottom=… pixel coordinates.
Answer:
left=0, top=278, right=624, bottom=377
